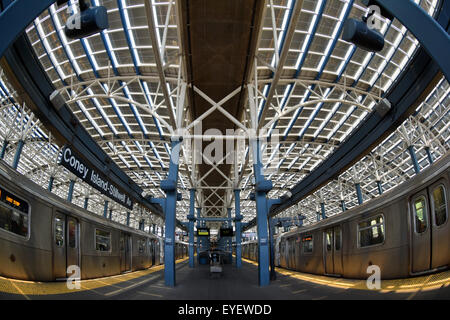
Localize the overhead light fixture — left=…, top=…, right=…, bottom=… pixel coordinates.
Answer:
left=64, top=0, right=109, bottom=40
left=374, top=98, right=392, bottom=117
left=342, top=18, right=384, bottom=52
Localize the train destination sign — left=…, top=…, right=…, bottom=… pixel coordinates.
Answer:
left=59, top=145, right=133, bottom=210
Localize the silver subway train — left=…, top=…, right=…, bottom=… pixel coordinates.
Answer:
left=243, top=151, right=450, bottom=279
left=0, top=160, right=188, bottom=282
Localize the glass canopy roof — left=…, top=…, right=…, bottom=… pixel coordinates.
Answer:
left=0, top=0, right=448, bottom=232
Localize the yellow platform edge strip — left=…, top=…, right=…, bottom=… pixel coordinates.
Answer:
left=240, top=257, right=450, bottom=293
left=0, top=256, right=189, bottom=297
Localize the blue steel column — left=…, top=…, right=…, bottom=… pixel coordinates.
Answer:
left=103, top=200, right=109, bottom=218
left=320, top=202, right=326, bottom=219
left=341, top=200, right=346, bottom=212
left=376, top=181, right=383, bottom=195
left=234, top=189, right=242, bottom=268
left=251, top=138, right=271, bottom=287
left=67, top=179, right=75, bottom=203
left=227, top=207, right=232, bottom=258
left=126, top=212, right=130, bottom=226
left=425, top=147, right=433, bottom=165
left=373, top=0, right=450, bottom=81
left=84, top=197, right=89, bottom=210
left=196, top=207, right=201, bottom=262
left=12, top=140, right=24, bottom=170
left=48, top=176, right=54, bottom=192
left=355, top=183, right=363, bottom=205
left=0, top=140, right=8, bottom=159
left=188, top=188, right=196, bottom=268
left=407, top=145, right=420, bottom=174
left=163, top=139, right=181, bottom=287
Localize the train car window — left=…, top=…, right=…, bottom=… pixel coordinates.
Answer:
left=0, top=187, right=29, bottom=238
left=325, top=230, right=332, bottom=251
left=358, top=215, right=385, bottom=248
left=68, top=220, right=77, bottom=248
left=138, top=238, right=146, bottom=254
left=414, top=197, right=428, bottom=233
left=335, top=227, right=341, bottom=251
left=55, top=217, right=64, bottom=247
left=302, top=235, right=313, bottom=253
left=95, top=229, right=111, bottom=251
left=432, top=185, right=447, bottom=226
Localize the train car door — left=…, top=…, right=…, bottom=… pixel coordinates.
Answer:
left=411, top=188, right=432, bottom=273
left=53, top=214, right=66, bottom=279
left=411, top=181, right=449, bottom=274
left=120, top=233, right=132, bottom=273
left=324, top=229, right=334, bottom=275
left=66, top=217, right=80, bottom=277
left=428, top=180, right=449, bottom=269
left=323, top=226, right=342, bottom=276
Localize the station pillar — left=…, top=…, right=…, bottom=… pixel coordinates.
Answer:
left=0, top=140, right=8, bottom=159
left=407, top=145, right=420, bottom=174
left=320, top=202, right=326, bottom=219
left=425, top=146, right=433, bottom=165
left=162, top=139, right=181, bottom=287
left=251, top=138, right=271, bottom=287
left=126, top=211, right=130, bottom=226
left=188, top=188, right=196, bottom=268
left=376, top=181, right=383, bottom=195
left=355, top=183, right=363, bottom=205
left=103, top=200, right=109, bottom=218
left=48, top=176, right=54, bottom=192
left=11, top=140, right=24, bottom=170
left=84, top=197, right=89, bottom=210
left=67, top=179, right=75, bottom=203
left=341, top=200, right=346, bottom=212
left=234, top=189, right=242, bottom=268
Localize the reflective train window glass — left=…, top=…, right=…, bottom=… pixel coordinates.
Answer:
left=325, top=230, right=332, bottom=251
left=414, top=197, right=428, bottom=233
left=68, top=220, right=76, bottom=248
left=0, top=187, right=29, bottom=238
left=358, top=215, right=385, bottom=248
left=0, top=204, right=29, bottom=237
left=432, top=185, right=447, bottom=226
left=95, top=229, right=111, bottom=251
left=302, top=235, right=313, bottom=253
left=55, top=217, right=64, bottom=247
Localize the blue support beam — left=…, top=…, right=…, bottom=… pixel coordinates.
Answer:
left=341, top=200, right=346, bottom=212
left=251, top=138, right=271, bottom=287
left=234, top=189, right=242, bottom=269
left=84, top=197, right=89, bottom=210
left=67, top=179, right=75, bottom=203
left=48, top=176, right=54, bottom=192
left=162, top=139, right=181, bottom=287
left=11, top=140, right=24, bottom=169
left=373, top=0, right=450, bottom=81
left=376, top=181, right=383, bottom=195
left=425, top=146, right=434, bottom=165
left=407, top=145, right=421, bottom=174
left=0, top=0, right=57, bottom=58
left=0, top=140, right=8, bottom=159
left=320, top=202, right=326, bottom=220
left=103, top=200, right=109, bottom=218
left=188, top=188, right=196, bottom=268
left=355, top=183, right=363, bottom=205
left=196, top=207, right=201, bottom=262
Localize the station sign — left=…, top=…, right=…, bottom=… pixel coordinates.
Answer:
left=197, top=228, right=210, bottom=237
left=220, top=228, right=233, bottom=237
left=59, top=145, right=133, bottom=210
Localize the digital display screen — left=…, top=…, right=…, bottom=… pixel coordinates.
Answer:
left=197, top=228, right=210, bottom=236
left=0, top=187, right=29, bottom=213
left=302, top=235, right=312, bottom=242
left=220, top=228, right=233, bottom=237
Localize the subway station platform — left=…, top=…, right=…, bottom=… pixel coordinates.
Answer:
left=1, top=259, right=449, bottom=300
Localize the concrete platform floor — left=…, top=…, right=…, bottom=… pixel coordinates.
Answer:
left=1, top=258, right=449, bottom=300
